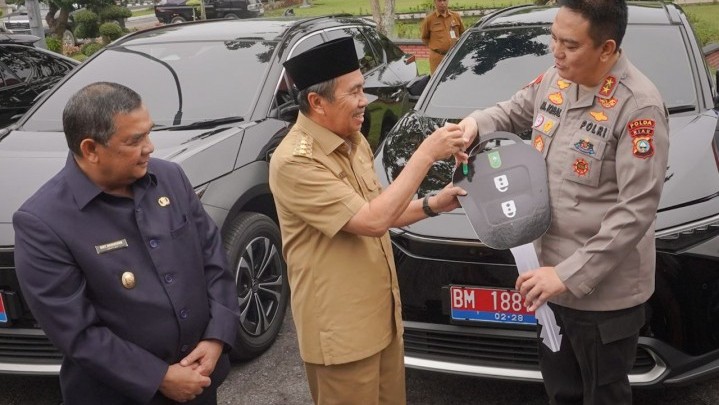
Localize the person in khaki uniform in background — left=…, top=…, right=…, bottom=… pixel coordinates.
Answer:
left=269, top=37, right=467, bottom=405
left=421, top=0, right=465, bottom=74
left=457, top=0, right=669, bottom=403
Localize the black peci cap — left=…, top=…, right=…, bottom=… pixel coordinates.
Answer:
left=283, top=37, right=360, bottom=91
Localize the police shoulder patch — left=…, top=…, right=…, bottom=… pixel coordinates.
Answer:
left=293, top=134, right=313, bottom=158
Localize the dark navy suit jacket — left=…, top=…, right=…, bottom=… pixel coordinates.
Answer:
left=13, top=155, right=239, bottom=404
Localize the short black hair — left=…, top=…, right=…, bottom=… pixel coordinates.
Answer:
left=63, top=82, right=143, bottom=155
left=558, top=0, right=628, bottom=50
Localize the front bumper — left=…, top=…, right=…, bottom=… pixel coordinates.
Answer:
left=402, top=320, right=719, bottom=388
left=0, top=328, right=61, bottom=375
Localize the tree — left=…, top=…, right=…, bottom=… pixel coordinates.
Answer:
left=370, top=0, right=396, bottom=39
left=46, top=0, right=117, bottom=39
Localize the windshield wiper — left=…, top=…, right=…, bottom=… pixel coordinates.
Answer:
left=153, top=116, right=245, bottom=131
left=668, top=105, right=696, bottom=114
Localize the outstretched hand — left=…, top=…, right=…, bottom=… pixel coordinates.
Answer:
left=430, top=184, right=467, bottom=213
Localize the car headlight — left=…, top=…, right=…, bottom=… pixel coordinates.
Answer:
left=656, top=213, right=719, bottom=253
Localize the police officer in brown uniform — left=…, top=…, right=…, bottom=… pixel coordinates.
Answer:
left=458, top=1, right=669, bottom=403
left=421, top=0, right=465, bottom=74
left=269, top=37, right=467, bottom=405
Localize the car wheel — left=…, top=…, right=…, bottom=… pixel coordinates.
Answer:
left=170, top=16, right=186, bottom=24
left=223, top=212, right=289, bottom=360
left=62, top=29, right=75, bottom=46
left=224, top=13, right=239, bottom=19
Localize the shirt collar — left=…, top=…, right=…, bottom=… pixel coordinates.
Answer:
left=294, top=112, right=362, bottom=156
left=64, top=153, right=158, bottom=209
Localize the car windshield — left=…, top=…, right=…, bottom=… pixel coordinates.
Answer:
left=23, top=39, right=278, bottom=131
left=426, top=25, right=695, bottom=118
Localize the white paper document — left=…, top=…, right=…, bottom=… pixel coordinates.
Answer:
left=509, top=243, right=562, bottom=352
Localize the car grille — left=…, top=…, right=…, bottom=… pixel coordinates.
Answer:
left=0, top=248, right=63, bottom=369
left=5, top=22, right=30, bottom=31
left=404, top=323, right=657, bottom=374
left=0, top=329, right=62, bottom=361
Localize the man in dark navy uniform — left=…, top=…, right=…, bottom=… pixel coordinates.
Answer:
left=13, top=82, right=239, bottom=404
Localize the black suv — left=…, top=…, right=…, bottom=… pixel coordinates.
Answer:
left=0, top=43, right=78, bottom=128
left=154, top=0, right=264, bottom=24
left=376, top=3, right=719, bottom=388
left=0, top=15, right=418, bottom=374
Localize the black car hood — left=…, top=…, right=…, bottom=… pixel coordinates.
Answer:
left=0, top=125, right=247, bottom=245
left=375, top=109, right=719, bottom=240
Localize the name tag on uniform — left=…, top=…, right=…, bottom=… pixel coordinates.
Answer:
left=95, top=239, right=128, bottom=254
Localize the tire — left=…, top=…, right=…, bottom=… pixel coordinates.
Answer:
left=170, top=16, right=186, bottom=24
left=224, top=13, right=239, bottom=19
left=62, top=29, right=75, bottom=46
left=223, top=212, right=289, bottom=360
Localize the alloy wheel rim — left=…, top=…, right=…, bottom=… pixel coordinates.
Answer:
left=235, top=236, right=284, bottom=337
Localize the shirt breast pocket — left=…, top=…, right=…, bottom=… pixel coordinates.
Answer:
left=170, top=215, right=190, bottom=239
left=564, top=133, right=607, bottom=188
left=360, top=170, right=381, bottom=200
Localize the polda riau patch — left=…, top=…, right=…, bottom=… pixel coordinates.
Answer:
left=627, top=118, right=655, bottom=159
left=533, top=135, right=545, bottom=152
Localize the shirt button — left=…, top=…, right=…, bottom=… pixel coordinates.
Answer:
left=164, top=273, right=175, bottom=284
left=149, top=239, right=159, bottom=248
left=179, top=308, right=189, bottom=319
left=180, top=344, right=190, bottom=352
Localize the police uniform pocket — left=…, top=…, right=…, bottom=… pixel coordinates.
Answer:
left=565, top=133, right=607, bottom=187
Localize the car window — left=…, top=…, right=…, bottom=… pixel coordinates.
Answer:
left=24, top=40, right=278, bottom=131
left=361, top=27, right=404, bottom=63
left=324, top=27, right=379, bottom=74
left=426, top=25, right=696, bottom=118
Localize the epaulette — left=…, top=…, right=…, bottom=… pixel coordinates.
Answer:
left=293, top=134, right=313, bottom=158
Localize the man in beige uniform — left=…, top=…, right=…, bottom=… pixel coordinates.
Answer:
left=421, top=0, right=465, bottom=74
left=458, top=0, right=668, bottom=403
left=269, top=37, right=467, bottom=405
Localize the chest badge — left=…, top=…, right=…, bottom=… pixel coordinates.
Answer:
left=95, top=239, right=128, bottom=255
left=572, top=158, right=590, bottom=177
left=590, top=111, right=608, bottom=122
left=548, top=92, right=563, bottom=105
left=557, top=79, right=571, bottom=90
left=158, top=196, right=170, bottom=207
left=597, top=97, right=618, bottom=109
left=574, top=138, right=596, bottom=156
left=121, top=271, right=136, bottom=289
left=533, top=136, right=545, bottom=152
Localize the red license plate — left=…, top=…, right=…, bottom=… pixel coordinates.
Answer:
left=450, top=285, right=536, bottom=326
left=0, top=293, right=7, bottom=323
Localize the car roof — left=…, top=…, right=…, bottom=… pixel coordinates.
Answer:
left=116, top=15, right=374, bottom=46
left=475, top=2, right=682, bottom=30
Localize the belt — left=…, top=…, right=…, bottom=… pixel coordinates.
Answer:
left=431, top=49, right=447, bottom=55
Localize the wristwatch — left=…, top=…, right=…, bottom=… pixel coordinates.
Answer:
left=422, top=194, right=439, bottom=217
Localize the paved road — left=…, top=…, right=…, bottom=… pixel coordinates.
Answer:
left=2, top=312, right=719, bottom=404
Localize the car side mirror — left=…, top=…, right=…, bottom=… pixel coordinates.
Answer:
left=407, top=74, right=430, bottom=102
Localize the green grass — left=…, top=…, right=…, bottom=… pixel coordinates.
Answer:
left=131, top=7, right=155, bottom=17
left=684, top=4, right=719, bottom=46
left=265, top=0, right=530, bottom=17
left=416, top=58, right=430, bottom=76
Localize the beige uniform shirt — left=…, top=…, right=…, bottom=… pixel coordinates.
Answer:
left=421, top=9, right=465, bottom=73
left=269, top=113, right=403, bottom=365
left=469, top=52, right=669, bottom=311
